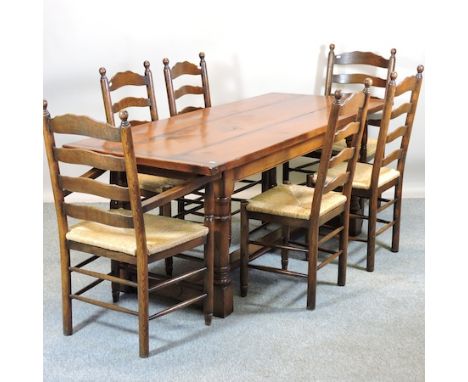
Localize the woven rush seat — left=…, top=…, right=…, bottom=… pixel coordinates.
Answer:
left=332, top=137, right=378, bottom=157
left=66, top=209, right=208, bottom=255
left=137, top=173, right=185, bottom=193
left=325, top=162, right=400, bottom=190
left=246, top=184, right=347, bottom=220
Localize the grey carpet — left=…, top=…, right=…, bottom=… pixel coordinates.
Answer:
left=43, top=199, right=424, bottom=382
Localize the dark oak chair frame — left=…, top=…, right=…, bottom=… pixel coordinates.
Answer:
left=348, top=66, right=424, bottom=271
left=240, top=80, right=371, bottom=310
left=43, top=102, right=217, bottom=358
left=283, top=44, right=396, bottom=183
left=163, top=52, right=272, bottom=219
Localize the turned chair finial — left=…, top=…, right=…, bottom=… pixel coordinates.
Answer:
left=119, top=110, right=129, bottom=127
left=329, top=43, right=335, bottom=51
left=99, top=67, right=107, bottom=77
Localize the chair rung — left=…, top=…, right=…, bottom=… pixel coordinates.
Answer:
left=149, top=293, right=207, bottom=320
left=249, top=239, right=309, bottom=253
left=377, top=198, right=397, bottom=213
left=376, top=220, right=396, bottom=236
left=74, top=255, right=99, bottom=269
left=148, top=267, right=206, bottom=293
left=70, top=266, right=137, bottom=288
left=234, top=181, right=261, bottom=194
left=249, top=264, right=307, bottom=278
left=74, top=277, right=106, bottom=296
left=317, top=250, right=343, bottom=270
left=349, top=236, right=367, bottom=242
left=230, top=208, right=241, bottom=215
left=317, top=247, right=337, bottom=255
left=174, top=253, right=204, bottom=263
left=71, top=294, right=138, bottom=316
left=318, top=226, right=344, bottom=246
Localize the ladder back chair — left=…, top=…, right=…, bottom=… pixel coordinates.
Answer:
left=240, top=80, right=371, bottom=310
left=43, top=102, right=215, bottom=358
left=325, top=66, right=424, bottom=271
left=283, top=44, right=396, bottom=183
left=163, top=52, right=269, bottom=220
left=100, top=61, right=185, bottom=276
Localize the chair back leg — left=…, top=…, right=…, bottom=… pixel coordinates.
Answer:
left=306, top=234, right=318, bottom=310
left=60, top=241, right=73, bottom=335
left=240, top=201, right=249, bottom=297
left=367, top=192, right=378, bottom=272
left=338, top=213, right=349, bottom=286
left=391, top=182, right=403, bottom=252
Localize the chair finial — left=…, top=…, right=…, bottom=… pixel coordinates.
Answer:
left=144, top=60, right=150, bottom=70
left=417, top=65, right=424, bottom=78
left=199, top=51, right=206, bottom=60
left=391, top=48, right=397, bottom=56
left=43, top=99, right=50, bottom=117
left=163, top=58, right=169, bottom=67
left=334, top=89, right=343, bottom=103
left=119, top=110, right=129, bottom=127
left=364, top=77, right=373, bottom=91
left=99, top=67, right=107, bottom=77
left=390, top=71, right=398, bottom=81
left=329, top=43, right=335, bottom=51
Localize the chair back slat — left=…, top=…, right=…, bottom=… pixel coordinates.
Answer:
left=112, top=97, right=151, bottom=113
left=386, top=125, right=407, bottom=143
left=174, top=85, right=205, bottom=100
left=381, top=149, right=403, bottom=167
left=333, top=73, right=387, bottom=88
left=328, top=147, right=355, bottom=169
left=334, top=51, right=390, bottom=68
left=163, top=52, right=212, bottom=116
left=171, top=61, right=202, bottom=79
left=54, top=148, right=126, bottom=171
left=390, top=102, right=412, bottom=119
left=109, top=71, right=146, bottom=91
left=50, top=115, right=121, bottom=141
left=394, top=76, right=418, bottom=97
left=64, top=204, right=134, bottom=228
left=369, top=66, right=424, bottom=186
left=325, top=44, right=396, bottom=96
left=100, top=61, right=158, bottom=126
left=60, top=176, right=131, bottom=201
left=334, top=121, right=360, bottom=142
left=323, top=172, right=350, bottom=194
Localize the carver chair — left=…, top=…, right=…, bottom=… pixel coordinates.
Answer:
left=43, top=103, right=215, bottom=358
left=163, top=52, right=271, bottom=219
left=283, top=44, right=396, bottom=183
left=240, top=80, right=371, bottom=310
left=324, top=66, right=424, bottom=271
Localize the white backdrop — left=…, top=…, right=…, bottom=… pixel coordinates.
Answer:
left=43, top=0, right=425, bottom=201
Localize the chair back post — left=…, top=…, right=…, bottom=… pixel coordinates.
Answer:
left=397, top=65, right=424, bottom=176
left=99, top=67, right=115, bottom=125
left=309, top=90, right=343, bottom=229
left=163, top=58, right=178, bottom=116
left=324, top=43, right=336, bottom=96
left=370, top=72, right=398, bottom=189
left=43, top=100, right=69, bottom=235
left=342, top=79, right=372, bottom=198
left=199, top=52, right=212, bottom=108
left=143, top=61, right=159, bottom=121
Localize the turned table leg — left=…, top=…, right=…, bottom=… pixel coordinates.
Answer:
left=213, top=172, right=235, bottom=317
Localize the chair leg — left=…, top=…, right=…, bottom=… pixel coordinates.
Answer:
left=59, top=240, right=73, bottom=335
left=391, top=184, right=403, bottom=253
left=177, top=199, right=185, bottom=220
left=203, top=233, right=214, bottom=326
left=281, top=225, right=290, bottom=270
left=111, top=260, right=120, bottom=302
left=338, top=212, right=349, bottom=286
left=282, top=162, right=290, bottom=183
left=160, top=202, right=174, bottom=276
left=240, top=201, right=249, bottom=297
left=367, top=193, right=378, bottom=272
left=261, top=171, right=270, bottom=192
left=136, top=255, right=149, bottom=358
left=306, top=231, right=318, bottom=310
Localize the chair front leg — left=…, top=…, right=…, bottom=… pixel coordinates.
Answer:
left=240, top=201, right=249, bottom=297
left=391, top=182, right=403, bottom=253
left=111, top=260, right=120, bottom=302
left=338, top=212, right=349, bottom=286
left=160, top=200, right=173, bottom=276
left=306, top=231, right=318, bottom=310
left=282, top=162, right=290, bottom=183
left=281, top=225, right=290, bottom=270
left=367, top=192, right=378, bottom=272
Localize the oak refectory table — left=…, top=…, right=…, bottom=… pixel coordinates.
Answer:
left=67, top=93, right=383, bottom=317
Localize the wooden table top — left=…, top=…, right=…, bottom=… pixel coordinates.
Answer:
left=67, top=93, right=383, bottom=175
